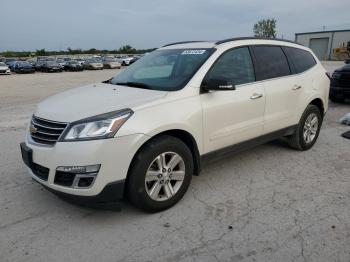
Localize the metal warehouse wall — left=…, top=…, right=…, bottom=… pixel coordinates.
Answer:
left=295, top=30, right=350, bottom=60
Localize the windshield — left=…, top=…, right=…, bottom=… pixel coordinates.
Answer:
left=88, top=59, right=100, bottom=63
left=110, top=48, right=214, bottom=91
left=0, top=62, right=6, bottom=66
left=103, top=57, right=115, bottom=62
left=17, top=61, right=31, bottom=66
left=46, top=61, right=58, bottom=66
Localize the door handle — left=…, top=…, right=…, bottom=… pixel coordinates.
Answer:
left=292, top=85, right=302, bottom=90
left=250, top=93, right=263, bottom=100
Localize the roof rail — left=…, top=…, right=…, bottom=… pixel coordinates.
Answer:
left=162, top=41, right=207, bottom=47
left=215, top=37, right=302, bottom=46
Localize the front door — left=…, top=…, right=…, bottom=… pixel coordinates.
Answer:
left=200, top=47, right=265, bottom=153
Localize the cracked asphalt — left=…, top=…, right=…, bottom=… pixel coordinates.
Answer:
left=0, top=62, right=349, bottom=262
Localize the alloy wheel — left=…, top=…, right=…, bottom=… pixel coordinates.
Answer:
left=145, top=152, right=185, bottom=202
left=303, top=113, right=318, bottom=144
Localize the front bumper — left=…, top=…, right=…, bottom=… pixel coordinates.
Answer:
left=330, top=86, right=350, bottom=98
left=33, top=177, right=125, bottom=210
left=21, top=133, right=149, bottom=203
left=16, top=68, right=35, bottom=73
left=0, top=69, right=10, bottom=74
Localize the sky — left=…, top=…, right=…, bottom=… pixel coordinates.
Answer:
left=1, top=0, right=349, bottom=51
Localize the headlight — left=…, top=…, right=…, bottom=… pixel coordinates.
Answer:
left=61, top=109, right=133, bottom=141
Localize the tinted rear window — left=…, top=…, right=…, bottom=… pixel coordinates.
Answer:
left=283, top=47, right=316, bottom=74
left=252, top=46, right=291, bottom=80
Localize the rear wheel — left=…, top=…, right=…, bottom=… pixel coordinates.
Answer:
left=126, top=135, right=193, bottom=212
left=287, top=105, right=322, bottom=151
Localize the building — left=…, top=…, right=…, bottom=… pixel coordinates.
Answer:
left=295, top=29, right=350, bottom=60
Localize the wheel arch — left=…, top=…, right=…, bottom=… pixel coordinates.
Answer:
left=308, top=98, right=325, bottom=118
left=127, top=129, right=201, bottom=186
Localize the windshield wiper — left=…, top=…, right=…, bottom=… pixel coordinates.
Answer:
left=115, top=81, right=153, bottom=90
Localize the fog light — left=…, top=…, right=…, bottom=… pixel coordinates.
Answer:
left=78, top=177, right=95, bottom=188
left=55, top=165, right=100, bottom=188
left=56, top=164, right=100, bottom=174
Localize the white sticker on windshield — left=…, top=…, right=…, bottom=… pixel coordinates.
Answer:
left=181, top=50, right=206, bottom=55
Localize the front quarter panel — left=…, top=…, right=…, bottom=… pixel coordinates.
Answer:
left=117, top=95, right=204, bottom=154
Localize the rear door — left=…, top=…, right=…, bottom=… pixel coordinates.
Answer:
left=201, top=47, right=265, bottom=153
left=251, top=45, right=299, bottom=134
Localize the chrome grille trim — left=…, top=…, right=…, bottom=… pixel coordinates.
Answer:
left=30, top=116, right=68, bottom=146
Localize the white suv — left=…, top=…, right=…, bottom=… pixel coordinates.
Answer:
left=21, top=38, right=329, bottom=212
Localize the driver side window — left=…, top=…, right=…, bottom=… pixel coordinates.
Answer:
left=207, top=47, right=255, bottom=86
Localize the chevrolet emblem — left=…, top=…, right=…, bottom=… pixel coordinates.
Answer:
left=30, top=124, right=38, bottom=134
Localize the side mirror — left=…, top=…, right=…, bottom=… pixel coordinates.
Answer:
left=202, top=78, right=236, bottom=91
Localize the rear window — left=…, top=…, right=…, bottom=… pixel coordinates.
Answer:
left=252, top=46, right=291, bottom=81
left=283, top=47, right=317, bottom=74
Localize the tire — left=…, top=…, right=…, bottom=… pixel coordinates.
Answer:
left=126, top=135, right=193, bottom=212
left=287, top=105, right=322, bottom=151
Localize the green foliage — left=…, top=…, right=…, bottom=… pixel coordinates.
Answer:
left=0, top=45, right=157, bottom=58
left=253, top=19, right=277, bottom=38
left=35, top=49, right=47, bottom=56
left=0, top=51, right=32, bottom=57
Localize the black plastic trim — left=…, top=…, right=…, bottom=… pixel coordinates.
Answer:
left=162, top=41, right=209, bottom=47
left=33, top=179, right=126, bottom=210
left=201, top=125, right=297, bottom=166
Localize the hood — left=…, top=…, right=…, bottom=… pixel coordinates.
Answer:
left=0, top=65, right=9, bottom=70
left=35, top=83, right=168, bottom=122
left=335, top=64, right=350, bottom=72
left=18, top=65, right=33, bottom=69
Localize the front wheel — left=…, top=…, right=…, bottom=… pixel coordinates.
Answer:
left=126, top=135, right=193, bottom=212
left=287, top=105, right=322, bottom=151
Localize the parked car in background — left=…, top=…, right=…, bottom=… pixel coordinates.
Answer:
left=84, top=58, right=103, bottom=70
left=116, top=55, right=134, bottom=66
left=12, top=61, right=35, bottom=73
left=7, top=61, right=18, bottom=71
left=330, top=63, right=350, bottom=102
left=56, top=58, right=67, bottom=69
left=0, top=62, right=11, bottom=74
left=64, top=60, right=84, bottom=71
left=27, top=59, right=37, bottom=66
left=5, top=58, right=17, bottom=66
left=75, top=58, right=86, bottom=66
left=34, top=60, right=46, bottom=71
left=129, top=56, right=141, bottom=65
left=102, top=57, right=121, bottom=69
left=41, top=61, right=63, bottom=72
left=21, top=38, right=329, bottom=212
left=345, top=59, right=350, bottom=64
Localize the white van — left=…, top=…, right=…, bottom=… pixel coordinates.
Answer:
left=21, top=38, right=330, bottom=212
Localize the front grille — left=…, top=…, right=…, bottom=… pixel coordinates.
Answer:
left=0, top=70, right=6, bottom=73
left=31, top=162, right=49, bottom=181
left=30, top=116, right=68, bottom=146
left=338, top=73, right=350, bottom=88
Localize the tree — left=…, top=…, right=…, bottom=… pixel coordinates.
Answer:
left=253, top=19, right=277, bottom=38
left=118, top=45, right=136, bottom=54
left=35, top=49, right=47, bottom=56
